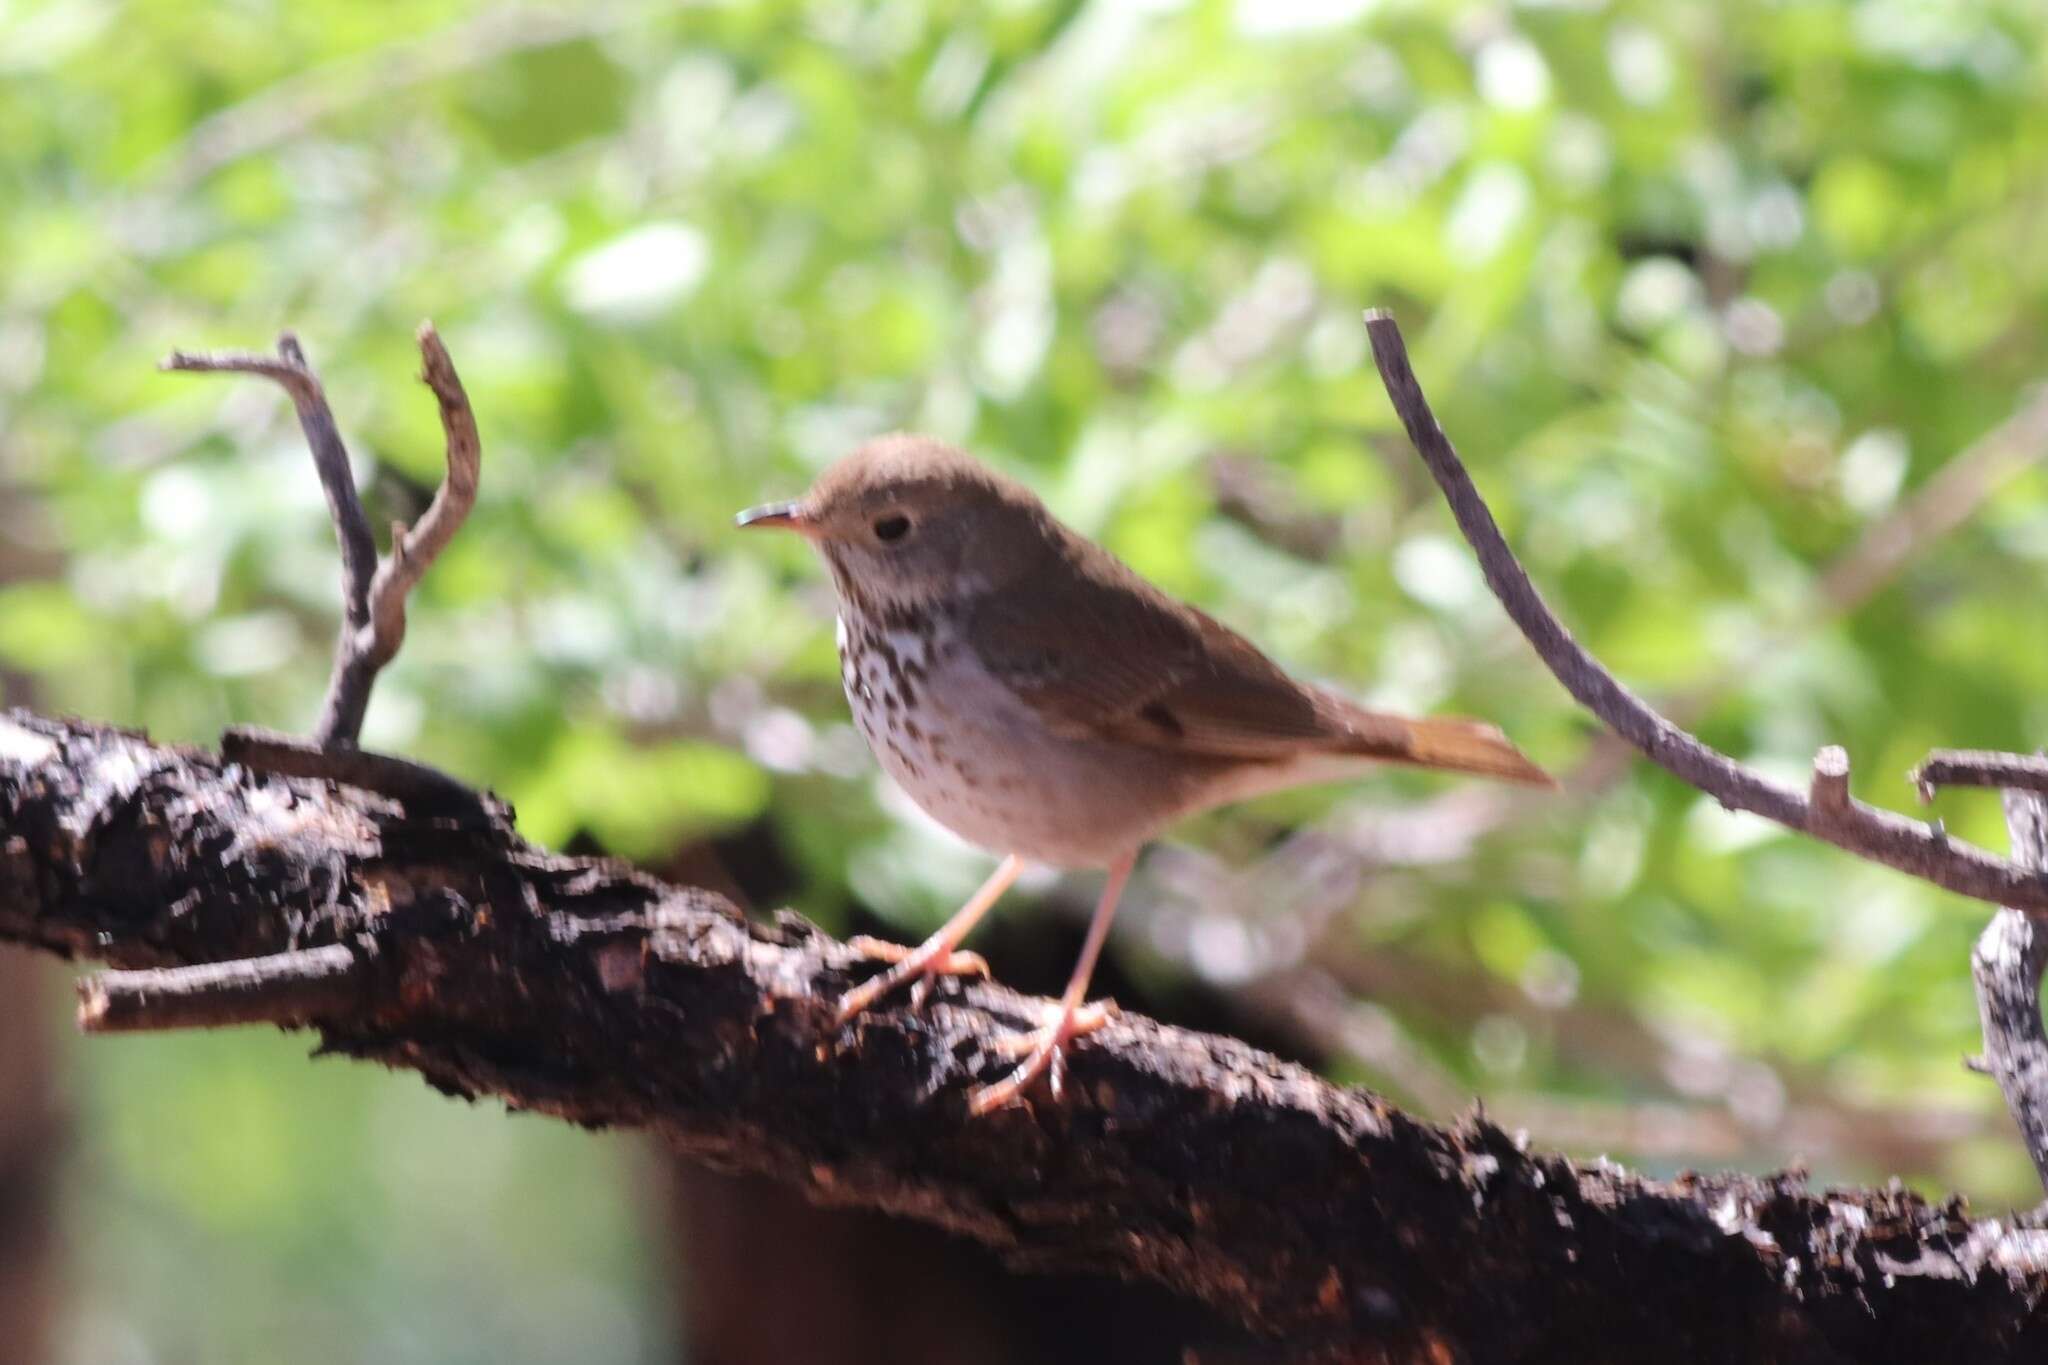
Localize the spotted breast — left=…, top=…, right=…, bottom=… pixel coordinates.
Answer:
left=834, top=599, right=1222, bottom=868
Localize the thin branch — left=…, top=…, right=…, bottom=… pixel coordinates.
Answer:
left=1917, top=750, right=2048, bottom=802
left=162, top=325, right=480, bottom=746
left=1973, top=790, right=2048, bottom=1190
left=358, top=323, right=480, bottom=676
left=162, top=334, right=377, bottom=630
left=3, top=710, right=2045, bottom=1359
left=1362, top=309, right=2048, bottom=916
left=79, top=943, right=369, bottom=1033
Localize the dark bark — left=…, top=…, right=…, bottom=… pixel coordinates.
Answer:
left=3, top=711, right=2046, bottom=1362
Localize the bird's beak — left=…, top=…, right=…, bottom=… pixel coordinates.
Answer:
left=735, top=500, right=819, bottom=538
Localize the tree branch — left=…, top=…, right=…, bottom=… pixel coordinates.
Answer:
left=1362, top=309, right=2048, bottom=916
left=2, top=710, right=2044, bottom=1361
left=161, top=323, right=478, bottom=746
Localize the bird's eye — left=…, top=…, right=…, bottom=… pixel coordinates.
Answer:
left=873, top=515, right=911, bottom=543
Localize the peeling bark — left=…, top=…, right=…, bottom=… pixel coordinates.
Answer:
left=3, top=709, right=2046, bottom=1363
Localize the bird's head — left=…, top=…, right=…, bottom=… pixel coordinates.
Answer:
left=737, top=434, right=1054, bottom=613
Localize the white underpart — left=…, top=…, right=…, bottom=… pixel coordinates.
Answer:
left=834, top=613, right=1332, bottom=869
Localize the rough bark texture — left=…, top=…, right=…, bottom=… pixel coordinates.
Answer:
left=4, top=710, right=2047, bottom=1363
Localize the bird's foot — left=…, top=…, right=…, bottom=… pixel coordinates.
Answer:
left=836, top=934, right=991, bottom=1022
left=969, top=998, right=1119, bottom=1115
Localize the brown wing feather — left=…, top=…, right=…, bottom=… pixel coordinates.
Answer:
left=963, top=536, right=1392, bottom=759
left=962, top=529, right=1551, bottom=785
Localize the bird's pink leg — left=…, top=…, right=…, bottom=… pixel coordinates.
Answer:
left=968, top=850, right=1135, bottom=1115
left=835, top=854, right=1026, bottom=1023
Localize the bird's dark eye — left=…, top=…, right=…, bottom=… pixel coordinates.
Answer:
left=873, top=515, right=911, bottom=543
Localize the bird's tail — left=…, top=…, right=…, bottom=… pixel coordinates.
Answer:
left=1348, top=711, right=1555, bottom=787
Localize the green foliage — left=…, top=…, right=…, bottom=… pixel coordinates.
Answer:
left=7, top=0, right=2048, bottom=1354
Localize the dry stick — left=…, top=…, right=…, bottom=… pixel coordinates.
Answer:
left=1361, top=309, right=2048, bottom=915
left=162, top=323, right=479, bottom=746
left=1915, top=750, right=2048, bottom=802
left=352, top=325, right=481, bottom=695
left=78, top=943, right=368, bottom=1033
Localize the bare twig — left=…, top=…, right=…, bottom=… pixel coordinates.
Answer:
left=1917, top=750, right=2048, bottom=802
left=162, top=324, right=479, bottom=745
left=358, top=325, right=481, bottom=675
left=163, top=334, right=377, bottom=620
left=79, top=943, right=369, bottom=1033
left=1972, top=790, right=2048, bottom=1190
left=1362, top=309, right=2048, bottom=916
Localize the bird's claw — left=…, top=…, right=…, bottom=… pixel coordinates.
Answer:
left=969, top=999, right=1118, bottom=1114
left=835, top=934, right=991, bottom=1024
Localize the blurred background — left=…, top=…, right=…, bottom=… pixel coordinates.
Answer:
left=3, top=0, right=2048, bottom=1359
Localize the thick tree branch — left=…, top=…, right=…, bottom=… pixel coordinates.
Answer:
left=161, top=324, right=478, bottom=745
left=2, top=711, right=2045, bottom=1362
left=1362, top=309, right=2048, bottom=916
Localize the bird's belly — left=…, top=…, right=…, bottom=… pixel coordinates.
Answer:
left=839, top=621, right=1197, bottom=868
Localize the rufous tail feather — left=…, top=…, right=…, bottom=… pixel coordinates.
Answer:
left=1378, top=714, right=1554, bottom=787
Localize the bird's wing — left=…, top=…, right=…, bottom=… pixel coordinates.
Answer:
left=962, top=551, right=1404, bottom=761
left=962, top=541, right=1552, bottom=786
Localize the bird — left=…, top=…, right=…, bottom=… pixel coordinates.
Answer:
left=738, top=434, right=1550, bottom=1114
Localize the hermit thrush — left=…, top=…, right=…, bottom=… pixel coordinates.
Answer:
left=739, top=434, right=1549, bottom=1113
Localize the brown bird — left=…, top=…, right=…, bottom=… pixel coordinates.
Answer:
left=739, top=434, right=1549, bottom=1113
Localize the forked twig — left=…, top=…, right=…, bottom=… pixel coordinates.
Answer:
left=163, top=323, right=480, bottom=746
